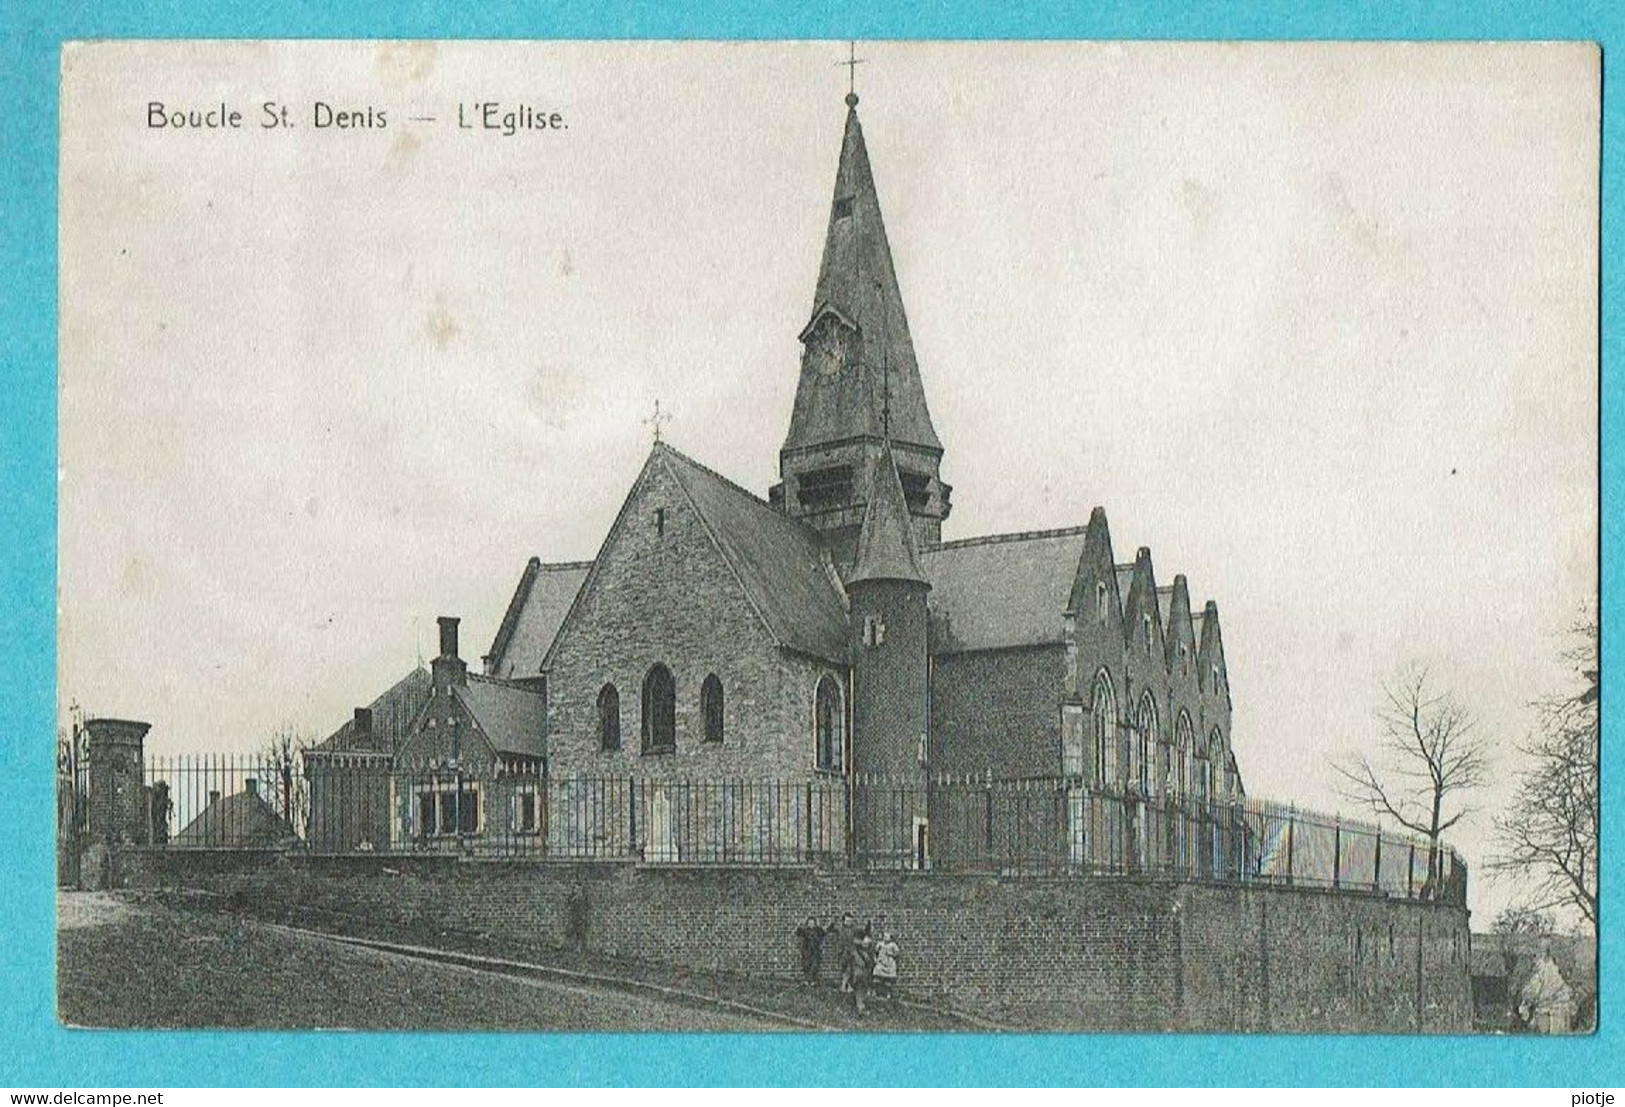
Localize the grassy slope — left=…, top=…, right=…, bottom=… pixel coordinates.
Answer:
left=58, top=895, right=776, bottom=1031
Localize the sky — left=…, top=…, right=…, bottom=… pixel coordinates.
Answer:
left=58, top=41, right=1598, bottom=922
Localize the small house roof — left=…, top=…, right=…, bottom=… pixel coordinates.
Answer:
left=455, top=675, right=548, bottom=759
left=310, top=666, right=432, bottom=756
left=173, top=787, right=298, bottom=848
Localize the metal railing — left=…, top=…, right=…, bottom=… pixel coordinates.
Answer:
left=109, top=755, right=1466, bottom=905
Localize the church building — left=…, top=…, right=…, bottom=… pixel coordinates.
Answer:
left=321, top=89, right=1244, bottom=865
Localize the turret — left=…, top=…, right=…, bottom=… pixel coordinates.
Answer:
left=847, top=445, right=932, bottom=865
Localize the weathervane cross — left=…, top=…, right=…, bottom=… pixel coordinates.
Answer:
left=644, top=399, right=672, bottom=445
left=836, top=41, right=866, bottom=99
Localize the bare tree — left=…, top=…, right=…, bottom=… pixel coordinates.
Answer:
left=260, top=723, right=311, bottom=838
left=1335, top=665, right=1490, bottom=892
left=1492, top=615, right=1598, bottom=939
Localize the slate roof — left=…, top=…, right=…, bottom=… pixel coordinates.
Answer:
left=173, top=788, right=299, bottom=848
left=310, top=667, right=432, bottom=756
left=484, top=558, right=592, bottom=679
left=661, top=445, right=851, bottom=664
left=783, top=102, right=940, bottom=455
left=922, top=527, right=1088, bottom=654
left=456, top=675, right=548, bottom=759
left=848, top=447, right=927, bottom=587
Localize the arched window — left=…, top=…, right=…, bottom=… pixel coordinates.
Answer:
left=814, top=675, right=844, bottom=772
left=1091, top=670, right=1116, bottom=786
left=1134, top=693, right=1157, bottom=794
left=701, top=673, right=724, bottom=744
left=597, top=683, right=621, bottom=752
left=1208, top=728, right=1224, bottom=796
left=1095, top=581, right=1109, bottom=626
left=1174, top=710, right=1194, bottom=794
left=1142, top=614, right=1153, bottom=653
left=641, top=664, right=676, bottom=754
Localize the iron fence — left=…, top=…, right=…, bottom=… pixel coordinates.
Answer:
left=124, top=754, right=1466, bottom=905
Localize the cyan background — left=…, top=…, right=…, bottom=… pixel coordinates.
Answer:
left=1, top=0, right=1616, bottom=1088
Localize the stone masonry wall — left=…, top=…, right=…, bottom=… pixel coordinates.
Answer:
left=931, top=645, right=1066, bottom=779
left=546, top=456, right=844, bottom=782
left=116, top=848, right=1471, bottom=1032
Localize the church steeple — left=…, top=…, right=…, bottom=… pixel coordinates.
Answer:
left=770, top=90, right=952, bottom=568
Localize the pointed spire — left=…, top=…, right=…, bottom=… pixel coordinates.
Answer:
left=848, top=445, right=928, bottom=587
left=784, top=99, right=941, bottom=455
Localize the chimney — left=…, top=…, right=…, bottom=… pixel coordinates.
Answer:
left=244, top=777, right=258, bottom=796
left=431, top=614, right=469, bottom=692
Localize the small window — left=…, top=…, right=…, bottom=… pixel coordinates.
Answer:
left=1095, top=582, right=1109, bottom=625
left=1141, top=614, right=1152, bottom=653
left=416, top=782, right=479, bottom=837
left=642, top=664, right=676, bottom=754
left=863, top=614, right=886, bottom=648
left=597, top=683, right=621, bottom=752
left=832, top=195, right=854, bottom=220
left=515, top=786, right=539, bottom=834
left=1178, top=642, right=1189, bottom=676
left=701, top=673, right=724, bottom=743
left=815, top=675, right=844, bottom=772
left=654, top=507, right=666, bottom=536
left=1135, top=695, right=1157, bottom=794
left=1174, top=712, right=1194, bottom=794
left=1091, top=671, right=1116, bottom=785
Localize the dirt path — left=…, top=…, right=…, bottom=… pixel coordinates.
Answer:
left=56, top=891, right=134, bottom=931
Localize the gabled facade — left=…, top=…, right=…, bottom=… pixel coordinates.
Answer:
left=388, top=617, right=547, bottom=849
left=541, top=443, right=850, bottom=784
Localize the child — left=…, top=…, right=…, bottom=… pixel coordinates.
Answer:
left=850, top=928, right=877, bottom=1016
left=872, top=931, right=900, bottom=1002
left=833, top=912, right=858, bottom=992
left=794, top=915, right=826, bottom=986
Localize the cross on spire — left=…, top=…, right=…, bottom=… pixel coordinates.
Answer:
left=836, top=41, right=866, bottom=104
left=644, top=399, right=672, bottom=445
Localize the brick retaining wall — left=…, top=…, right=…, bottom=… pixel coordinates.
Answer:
left=113, top=848, right=1471, bottom=1031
